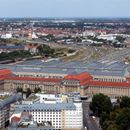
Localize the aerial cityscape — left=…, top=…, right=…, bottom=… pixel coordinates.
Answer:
left=1, top=0, right=130, bottom=130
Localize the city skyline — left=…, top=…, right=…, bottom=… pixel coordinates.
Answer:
left=0, top=0, right=130, bottom=18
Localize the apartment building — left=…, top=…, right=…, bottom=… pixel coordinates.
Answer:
left=0, top=94, right=22, bottom=129
left=10, top=94, right=83, bottom=130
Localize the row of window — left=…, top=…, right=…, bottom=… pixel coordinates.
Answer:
left=17, top=74, right=63, bottom=79
left=94, top=78, right=125, bottom=82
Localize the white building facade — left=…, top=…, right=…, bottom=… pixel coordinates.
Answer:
left=13, top=102, right=83, bottom=130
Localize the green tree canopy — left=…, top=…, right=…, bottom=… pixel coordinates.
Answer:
left=120, top=96, right=130, bottom=108
left=26, top=88, right=32, bottom=98
left=99, top=96, right=130, bottom=130
left=16, top=87, right=23, bottom=93
left=102, top=121, right=115, bottom=130
left=37, top=44, right=55, bottom=56
left=116, top=36, right=125, bottom=43
left=34, top=87, right=41, bottom=93
left=106, top=123, right=119, bottom=130
left=115, top=108, right=130, bottom=130
left=90, top=93, right=112, bottom=117
left=101, top=107, right=130, bottom=130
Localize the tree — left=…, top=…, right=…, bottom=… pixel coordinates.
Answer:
left=120, top=96, right=130, bottom=108
left=116, top=36, right=125, bottom=43
left=46, top=34, right=54, bottom=41
left=106, top=124, right=119, bottom=130
left=102, top=121, right=115, bottom=130
left=26, top=88, right=32, bottom=98
left=34, top=87, right=41, bottom=93
left=37, top=87, right=41, bottom=93
left=90, top=93, right=112, bottom=117
left=75, top=37, right=82, bottom=42
left=99, top=96, right=130, bottom=130
left=0, top=50, right=32, bottom=61
left=101, top=108, right=130, bottom=130
left=37, top=44, right=55, bottom=56
left=16, top=87, right=23, bottom=93
left=116, top=108, right=130, bottom=130
left=68, top=49, right=75, bottom=53
left=100, top=112, right=109, bottom=126
left=102, top=120, right=120, bottom=130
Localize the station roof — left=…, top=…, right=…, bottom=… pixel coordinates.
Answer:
left=0, top=60, right=129, bottom=77
left=0, top=45, right=24, bottom=50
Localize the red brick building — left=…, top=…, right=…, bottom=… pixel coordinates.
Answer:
left=1, top=69, right=130, bottom=97
left=0, top=69, right=12, bottom=90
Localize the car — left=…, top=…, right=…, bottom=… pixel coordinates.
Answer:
left=92, top=116, right=96, bottom=119
left=84, top=126, right=88, bottom=130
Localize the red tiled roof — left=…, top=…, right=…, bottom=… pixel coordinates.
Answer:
left=65, top=73, right=130, bottom=87
left=6, top=76, right=62, bottom=83
left=0, top=77, right=5, bottom=81
left=25, top=45, right=38, bottom=49
left=1, top=70, right=130, bottom=88
left=11, top=116, right=21, bottom=123
left=65, top=72, right=92, bottom=81
left=0, top=69, right=12, bottom=76
left=64, top=72, right=93, bottom=85
left=80, top=80, right=90, bottom=85
left=88, top=81, right=130, bottom=88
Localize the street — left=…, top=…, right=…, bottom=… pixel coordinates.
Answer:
left=82, top=101, right=101, bottom=130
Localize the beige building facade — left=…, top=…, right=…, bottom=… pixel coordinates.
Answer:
left=2, top=70, right=130, bottom=97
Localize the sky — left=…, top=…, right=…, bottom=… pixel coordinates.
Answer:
left=0, top=0, right=130, bottom=18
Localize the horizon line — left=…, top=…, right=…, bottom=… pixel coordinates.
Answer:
left=0, top=16, right=130, bottom=19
